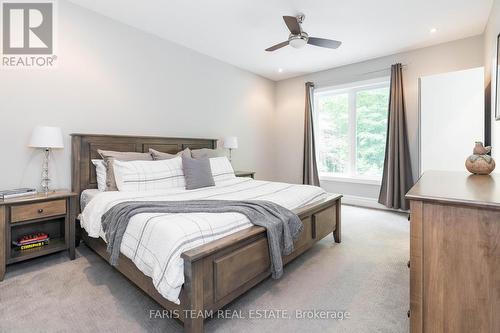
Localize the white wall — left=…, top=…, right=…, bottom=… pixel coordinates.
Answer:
left=0, top=1, right=276, bottom=190
left=275, top=36, right=484, bottom=199
left=485, top=0, right=500, bottom=154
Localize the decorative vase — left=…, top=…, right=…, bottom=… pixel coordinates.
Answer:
left=465, top=142, right=495, bottom=175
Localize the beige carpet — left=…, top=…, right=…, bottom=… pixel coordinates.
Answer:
left=0, top=205, right=409, bottom=333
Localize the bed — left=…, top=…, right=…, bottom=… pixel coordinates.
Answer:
left=72, top=134, right=342, bottom=333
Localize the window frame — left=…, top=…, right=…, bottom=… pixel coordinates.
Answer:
left=314, top=77, right=390, bottom=184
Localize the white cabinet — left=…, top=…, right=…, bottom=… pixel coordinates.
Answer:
left=419, top=67, right=484, bottom=174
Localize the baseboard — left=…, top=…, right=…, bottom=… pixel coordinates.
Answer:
left=341, top=194, right=408, bottom=213
left=341, top=195, right=385, bottom=209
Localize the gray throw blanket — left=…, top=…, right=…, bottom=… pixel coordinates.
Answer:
left=101, top=200, right=303, bottom=279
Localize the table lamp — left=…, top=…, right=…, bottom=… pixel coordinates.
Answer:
left=223, top=136, right=238, bottom=163
left=29, top=126, right=64, bottom=193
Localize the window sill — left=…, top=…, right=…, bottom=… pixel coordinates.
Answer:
left=319, top=174, right=382, bottom=186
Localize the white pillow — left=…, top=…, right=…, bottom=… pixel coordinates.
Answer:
left=113, top=157, right=185, bottom=191
left=91, top=159, right=107, bottom=191
left=209, top=157, right=236, bottom=182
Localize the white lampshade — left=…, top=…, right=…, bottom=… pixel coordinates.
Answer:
left=223, top=136, right=238, bottom=149
left=29, top=126, right=64, bottom=149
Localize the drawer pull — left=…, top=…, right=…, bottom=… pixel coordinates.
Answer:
left=37, top=208, right=44, bottom=214
left=407, top=260, right=410, bottom=268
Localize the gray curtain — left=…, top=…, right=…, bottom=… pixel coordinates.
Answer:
left=378, top=64, right=414, bottom=210
left=303, top=82, right=320, bottom=186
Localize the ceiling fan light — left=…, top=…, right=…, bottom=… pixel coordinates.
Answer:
left=290, top=37, right=307, bottom=48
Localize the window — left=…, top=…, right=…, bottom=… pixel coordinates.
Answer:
left=315, top=78, right=390, bottom=182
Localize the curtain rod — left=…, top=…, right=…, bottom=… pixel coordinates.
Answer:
left=362, top=63, right=408, bottom=75
left=312, top=63, right=408, bottom=87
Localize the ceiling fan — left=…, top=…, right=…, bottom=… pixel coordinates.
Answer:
left=265, top=14, right=342, bottom=52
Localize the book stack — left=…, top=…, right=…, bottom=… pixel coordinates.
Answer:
left=13, top=233, right=50, bottom=251
left=0, top=188, right=37, bottom=201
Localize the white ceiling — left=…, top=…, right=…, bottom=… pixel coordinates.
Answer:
left=69, top=0, right=493, bottom=81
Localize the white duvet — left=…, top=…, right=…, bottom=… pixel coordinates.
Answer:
left=80, top=177, right=327, bottom=304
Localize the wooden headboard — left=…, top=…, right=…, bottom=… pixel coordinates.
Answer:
left=71, top=133, right=217, bottom=210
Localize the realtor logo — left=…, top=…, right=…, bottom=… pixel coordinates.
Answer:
left=3, top=2, right=53, bottom=54
left=2, top=1, right=56, bottom=67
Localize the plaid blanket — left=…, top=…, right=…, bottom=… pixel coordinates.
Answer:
left=102, top=200, right=303, bottom=279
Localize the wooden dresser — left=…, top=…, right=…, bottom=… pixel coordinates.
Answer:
left=406, top=171, right=500, bottom=333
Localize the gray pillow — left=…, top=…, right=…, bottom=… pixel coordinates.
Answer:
left=191, top=148, right=224, bottom=159
left=182, top=155, right=215, bottom=190
left=150, top=148, right=191, bottom=160
left=97, top=150, right=153, bottom=191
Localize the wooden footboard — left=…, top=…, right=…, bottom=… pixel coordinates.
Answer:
left=81, top=194, right=341, bottom=333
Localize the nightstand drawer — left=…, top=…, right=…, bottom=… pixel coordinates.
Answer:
left=11, top=200, right=66, bottom=223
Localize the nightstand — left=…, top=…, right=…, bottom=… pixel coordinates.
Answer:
left=0, top=191, right=77, bottom=281
left=235, top=171, right=255, bottom=179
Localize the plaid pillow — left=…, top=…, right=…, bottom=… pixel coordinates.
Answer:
left=97, top=150, right=153, bottom=191
left=113, top=157, right=185, bottom=191
left=209, top=157, right=236, bottom=182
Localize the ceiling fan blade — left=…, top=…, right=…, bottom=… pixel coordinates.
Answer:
left=265, top=41, right=289, bottom=52
left=308, top=37, right=342, bottom=49
left=283, top=16, right=301, bottom=35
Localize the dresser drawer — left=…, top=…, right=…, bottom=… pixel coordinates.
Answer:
left=11, top=200, right=67, bottom=223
